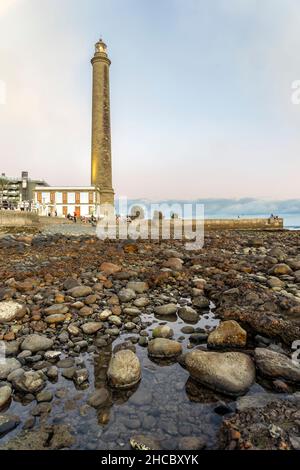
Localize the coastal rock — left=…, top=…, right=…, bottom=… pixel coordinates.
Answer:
left=0, top=414, right=20, bottom=438
left=152, top=325, right=174, bottom=339
left=81, top=322, right=103, bottom=334
left=118, top=288, right=136, bottom=303
left=192, top=296, right=210, bottom=309
left=87, top=388, right=110, bottom=408
left=12, top=371, right=45, bottom=394
left=148, top=338, right=182, bottom=358
left=44, top=314, right=66, bottom=324
left=185, top=350, right=255, bottom=396
left=162, top=257, right=184, bottom=271
left=270, top=264, right=292, bottom=275
left=100, top=262, right=121, bottom=275
left=178, top=436, right=206, bottom=450
left=255, top=348, right=300, bottom=383
left=0, top=385, right=12, bottom=409
left=208, top=320, right=247, bottom=348
left=21, top=334, right=53, bottom=353
left=178, top=306, right=199, bottom=323
left=0, top=358, right=21, bottom=380
left=0, top=301, right=26, bottom=323
left=154, top=303, right=177, bottom=316
left=107, top=349, right=141, bottom=389
left=126, top=281, right=149, bottom=293
left=67, top=286, right=92, bottom=298
left=44, top=305, right=69, bottom=316
left=130, top=434, right=162, bottom=450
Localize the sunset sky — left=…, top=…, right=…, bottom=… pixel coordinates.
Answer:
left=1, top=0, right=300, bottom=201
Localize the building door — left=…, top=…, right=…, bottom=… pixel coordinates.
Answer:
left=75, top=206, right=80, bottom=217
left=62, top=206, right=68, bottom=217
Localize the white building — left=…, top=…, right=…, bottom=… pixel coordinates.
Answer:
left=34, top=186, right=98, bottom=217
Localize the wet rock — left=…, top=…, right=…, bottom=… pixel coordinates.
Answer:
left=0, top=414, right=20, bottom=437
left=178, top=306, right=199, bottom=323
left=46, top=366, right=58, bottom=380
left=130, top=434, right=162, bottom=450
left=21, top=334, right=54, bottom=353
left=100, top=262, right=121, bottom=275
left=73, top=368, right=89, bottom=385
left=134, top=298, right=149, bottom=307
left=118, top=288, right=136, bottom=303
left=107, top=349, right=141, bottom=389
left=152, top=325, right=174, bottom=339
left=45, top=314, right=66, bottom=324
left=178, top=436, right=206, bottom=450
left=192, top=296, right=210, bottom=309
left=44, top=351, right=61, bottom=361
left=0, top=358, right=21, bottom=379
left=185, top=350, right=255, bottom=396
left=148, top=338, right=182, bottom=358
left=108, top=315, right=122, bottom=326
left=67, top=286, right=92, bottom=298
left=62, top=367, right=75, bottom=380
left=99, top=309, right=112, bottom=320
left=87, top=388, right=110, bottom=408
left=81, top=322, right=103, bottom=334
left=63, top=278, right=80, bottom=290
left=0, top=301, right=26, bottom=323
left=0, top=385, right=12, bottom=409
left=130, top=388, right=153, bottom=406
left=154, top=303, right=177, bottom=315
left=208, top=320, right=247, bottom=348
left=12, top=371, right=45, bottom=394
left=255, top=348, right=300, bottom=383
left=126, top=281, right=149, bottom=293
left=270, top=264, right=292, bottom=275
left=162, top=257, right=184, bottom=271
left=79, top=306, right=93, bottom=316
left=44, top=304, right=69, bottom=316
left=36, top=390, right=53, bottom=402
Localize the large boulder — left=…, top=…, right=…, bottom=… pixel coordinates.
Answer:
left=107, top=349, right=141, bottom=389
left=21, top=334, right=53, bottom=353
left=254, top=348, right=300, bottom=383
left=185, top=350, right=255, bottom=396
left=0, top=301, right=26, bottom=323
left=148, top=338, right=182, bottom=358
left=208, top=320, right=247, bottom=348
left=12, top=371, right=45, bottom=394
left=178, top=306, right=199, bottom=323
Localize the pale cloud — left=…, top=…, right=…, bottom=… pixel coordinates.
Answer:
left=0, top=0, right=21, bottom=17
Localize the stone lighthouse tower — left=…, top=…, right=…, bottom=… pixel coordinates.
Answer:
left=91, top=39, right=114, bottom=209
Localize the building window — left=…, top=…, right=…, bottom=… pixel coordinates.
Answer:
left=68, top=192, right=75, bottom=204
left=56, top=192, right=62, bottom=204
left=80, top=192, right=88, bottom=204
left=63, top=192, right=67, bottom=204
left=89, top=192, right=94, bottom=204
left=42, top=192, right=50, bottom=203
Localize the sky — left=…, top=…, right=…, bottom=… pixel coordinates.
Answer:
left=0, top=0, right=300, bottom=203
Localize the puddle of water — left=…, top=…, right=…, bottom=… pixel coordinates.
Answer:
left=0, top=302, right=266, bottom=450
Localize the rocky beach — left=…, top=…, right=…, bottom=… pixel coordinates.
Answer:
left=0, top=228, right=300, bottom=450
